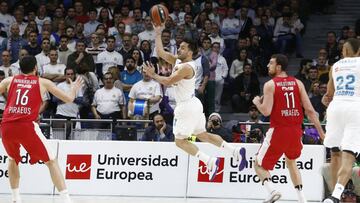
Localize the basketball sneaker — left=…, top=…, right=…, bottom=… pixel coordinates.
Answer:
left=234, top=147, right=248, bottom=171
left=323, top=196, right=340, bottom=203
left=207, top=157, right=220, bottom=181
left=263, top=190, right=282, bottom=203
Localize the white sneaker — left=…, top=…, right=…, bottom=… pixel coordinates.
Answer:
left=233, top=147, right=248, bottom=171
left=263, top=190, right=282, bottom=203
left=206, top=157, right=220, bottom=181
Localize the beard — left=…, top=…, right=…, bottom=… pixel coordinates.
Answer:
left=268, top=70, right=276, bottom=77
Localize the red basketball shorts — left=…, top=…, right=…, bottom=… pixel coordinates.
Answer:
left=256, top=126, right=303, bottom=170
left=1, top=121, right=55, bottom=165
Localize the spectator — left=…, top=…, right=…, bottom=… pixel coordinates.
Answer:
left=13, top=9, right=27, bottom=36
left=221, top=8, right=240, bottom=62
left=152, top=29, right=177, bottom=59
left=212, top=42, right=228, bottom=113
left=42, top=49, right=66, bottom=83
left=131, top=49, right=143, bottom=72
left=129, top=8, right=145, bottom=35
left=120, top=4, right=134, bottom=25
left=78, top=63, right=99, bottom=121
left=0, top=1, right=15, bottom=37
left=67, top=40, right=96, bottom=73
left=120, top=56, right=143, bottom=102
left=97, top=7, right=112, bottom=31
left=229, top=49, right=252, bottom=79
left=183, top=13, right=199, bottom=42
left=0, top=50, right=17, bottom=78
left=108, top=66, right=122, bottom=90
left=58, top=35, right=73, bottom=65
left=193, top=50, right=210, bottom=107
left=303, top=66, right=319, bottom=92
left=35, top=38, right=52, bottom=76
left=128, top=69, right=162, bottom=119
left=295, top=58, right=313, bottom=83
left=209, top=22, right=225, bottom=54
left=243, top=105, right=264, bottom=143
left=325, top=31, right=340, bottom=64
left=238, top=7, right=253, bottom=38
left=35, top=4, right=51, bottom=32
left=206, top=112, right=232, bottom=142
left=23, top=31, right=41, bottom=56
left=5, top=23, right=27, bottom=63
left=138, top=16, right=156, bottom=47
left=53, top=67, right=83, bottom=140
left=91, top=72, right=127, bottom=121
left=65, top=7, right=77, bottom=27
left=142, top=113, right=174, bottom=142
left=85, top=33, right=107, bottom=64
left=131, top=34, right=140, bottom=48
left=65, top=26, right=76, bottom=52
left=310, top=82, right=327, bottom=121
left=108, top=12, right=132, bottom=37
left=232, top=63, right=260, bottom=113
left=140, top=40, right=152, bottom=62
left=84, top=8, right=100, bottom=37
left=97, top=36, right=123, bottom=79
left=273, top=13, right=296, bottom=55
left=113, top=22, right=127, bottom=49
left=118, top=33, right=134, bottom=63
left=10, top=48, right=28, bottom=75
left=169, top=0, right=185, bottom=25
left=74, top=1, right=89, bottom=24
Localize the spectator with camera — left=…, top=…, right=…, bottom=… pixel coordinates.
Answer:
left=141, top=113, right=174, bottom=142
left=206, top=112, right=232, bottom=142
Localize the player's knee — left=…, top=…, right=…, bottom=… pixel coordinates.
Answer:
left=175, top=138, right=187, bottom=148
left=45, top=159, right=56, bottom=166
left=195, top=132, right=208, bottom=141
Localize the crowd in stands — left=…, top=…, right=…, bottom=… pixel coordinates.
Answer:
left=0, top=0, right=357, bottom=145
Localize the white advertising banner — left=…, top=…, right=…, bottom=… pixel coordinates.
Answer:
left=0, top=139, right=57, bottom=194
left=57, top=141, right=189, bottom=197
left=187, top=143, right=325, bottom=201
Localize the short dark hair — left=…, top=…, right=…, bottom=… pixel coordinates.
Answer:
left=106, top=35, right=116, bottom=42
left=346, top=38, right=360, bottom=53
left=183, top=37, right=198, bottom=56
left=125, top=56, right=136, bottom=62
left=20, top=56, right=37, bottom=74
left=271, top=54, right=288, bottom=71
left=64, top=67, right=75, bottom=75
left=60, top=35, right=68, bottom=40
left=0, top=70, right=5, bottom=77
left=162, top=29, right=171, bottom=36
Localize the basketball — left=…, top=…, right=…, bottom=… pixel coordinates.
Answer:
left=150, top=4, right=169, bottom=26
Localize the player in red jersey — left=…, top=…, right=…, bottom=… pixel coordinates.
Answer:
left=0, top=56, right=82, bottom=203
left=252, top=54, right=325, bottom=203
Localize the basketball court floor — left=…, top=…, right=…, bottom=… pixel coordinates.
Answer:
left=0, top=195, right=306, bottom=203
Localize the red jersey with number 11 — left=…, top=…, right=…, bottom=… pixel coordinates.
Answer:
left=270, top=76, right=303, bottom=128
left=2, top=75, right=42, bottom=123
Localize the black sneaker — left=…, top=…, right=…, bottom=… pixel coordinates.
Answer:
left=323, top=196, right=339, bottom=203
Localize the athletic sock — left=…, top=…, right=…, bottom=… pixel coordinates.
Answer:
left=195, top=151, right=211, bottom=165
left=12, top=188, right=20, bottom=200
left=59, top=189, right=71, bottom=200
left=221, top=141, right=236, bottom=155
left=332, top=183, right=344, bottom=200
left=295, top=185, right=306, bottom=202
left=262, top=178, right=274, bottom=194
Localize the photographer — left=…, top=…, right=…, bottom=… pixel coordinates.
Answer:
left=206, top=113, right=233, bottom=142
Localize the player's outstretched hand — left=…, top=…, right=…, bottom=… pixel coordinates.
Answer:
left=142, top=61, right=156, bottom=78
left=152, top=23, right=165, bottom=35
left=69, top=76, right=83, bottom=92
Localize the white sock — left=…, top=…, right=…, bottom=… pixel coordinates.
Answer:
left=221, top=141, right=236, bottom=155
left=59, top=189, right=71, bottom=200
left=195, top=151, right=211, bottom=165
left=11, top=188, right=20, bottom=200
left=295, top=186, right=306, bottom=202
left=263, top=179, right=274, bottom=194
left=332, top=183, right=344, bottom=200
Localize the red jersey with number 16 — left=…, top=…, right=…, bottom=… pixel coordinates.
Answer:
left=2, top=75, right=42, bottom=123
left=270, top=76, right=303, bottom=128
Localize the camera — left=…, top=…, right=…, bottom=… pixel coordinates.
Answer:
left=211, top=119, right=220, bottom=126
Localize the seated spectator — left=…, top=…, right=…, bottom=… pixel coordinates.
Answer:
left=128, top=70, right=162, bottom=120
left=206, top=113, right=232, bottom=142
left=295, top=58, right=313, bottom=82
left=141, top=113, right=174, bottom=142
left=91, top=72, right=127, bottom=128
left=232, top=63, right=260, bottom=113
left=97, top=36, right=123, bottom=79
left=67, top=40, right=96, bottom=73
left=23, top=31, right=41, bottom=56
left=302, top=66, right=319, bottom=93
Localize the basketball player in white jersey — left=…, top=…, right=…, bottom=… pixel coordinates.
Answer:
left=322, top=38, right=360, bottom=203
left=143, top=25, right=247, bottom=180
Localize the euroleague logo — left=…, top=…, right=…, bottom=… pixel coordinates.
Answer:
left=197, top=157, right=224, bottom=183
left=65, top=154, right=92, bottom=180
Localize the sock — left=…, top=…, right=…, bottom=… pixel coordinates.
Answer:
left=221, top=141, right=236, bottom=155
left=195, top=151, right=211, bottom=165
left=11, top=188, right=20, bottom=200
left=295, top=185, right=306, bottom=201
left=59, top=189, right=71, bottom=200
left=332, top=183, right=344, bottom=200
left=262, top=178, right=274, bottom=194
